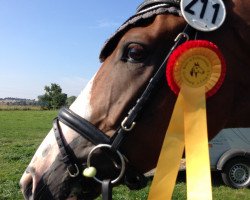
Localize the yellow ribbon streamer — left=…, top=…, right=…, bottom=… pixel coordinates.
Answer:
left=148, top=86, right=212, bottom=200
left=182, top=85, right=212, bottom=200
left=148, top=93, right=185, bottom=200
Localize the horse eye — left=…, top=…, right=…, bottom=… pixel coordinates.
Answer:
left=123, top=43, right=147, bottom=63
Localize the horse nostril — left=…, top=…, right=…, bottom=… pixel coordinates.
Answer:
left=24, top=181, right=33, bottom=200
left=20, top=173, right=33, bottom=200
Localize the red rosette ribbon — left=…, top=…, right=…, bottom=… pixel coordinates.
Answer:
left=166, top=40, right=226, bottom=98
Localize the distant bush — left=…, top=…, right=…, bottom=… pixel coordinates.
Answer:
left=66, top=96, right=77, bottom=107
left=38, top=83, right=67, bottom=110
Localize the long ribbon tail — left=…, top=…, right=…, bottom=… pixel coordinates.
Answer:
left=148, top=94, right=185, bottom=200
left=182, top=85, right=212, bottom=200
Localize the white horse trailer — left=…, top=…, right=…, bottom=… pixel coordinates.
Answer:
left=209, top=128, right=250, bottom=188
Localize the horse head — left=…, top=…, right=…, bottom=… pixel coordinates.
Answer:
left=20, top=0, right=250, bottom=199
left=190, top=62, right=205, bottom=77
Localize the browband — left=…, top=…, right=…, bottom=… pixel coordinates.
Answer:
left=99, top=0, right=181, bottom=61
left=137, top=0, right=180, bottom=13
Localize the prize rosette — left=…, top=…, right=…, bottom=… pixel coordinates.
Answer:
left=149, top=40, right=227, bottom=200
left=166, top=40, right=226, bottom=97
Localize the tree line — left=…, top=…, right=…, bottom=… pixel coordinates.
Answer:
left=38, top=83, right=76, bottom=109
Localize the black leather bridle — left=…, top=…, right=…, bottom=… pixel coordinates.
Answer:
left=53, top=1, right=197, bottom=199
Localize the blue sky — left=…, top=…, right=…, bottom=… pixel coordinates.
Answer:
left=0, top=0, right=142, bottom=99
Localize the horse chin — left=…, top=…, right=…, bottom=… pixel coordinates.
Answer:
left=35, top=159, right=124, bottom=199
left=33, top=175, right=101, bottom=200
left=27, top=158, right=101, bottom=200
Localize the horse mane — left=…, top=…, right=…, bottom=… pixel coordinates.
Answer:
left=99, top=1, right=181, bottom=62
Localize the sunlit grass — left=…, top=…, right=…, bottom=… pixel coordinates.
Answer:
left=0, top=110, right=57, bottom=199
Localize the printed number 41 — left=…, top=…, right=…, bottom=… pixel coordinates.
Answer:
left=184, top=0, right=220, bottom=24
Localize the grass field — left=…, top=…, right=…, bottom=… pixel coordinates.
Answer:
left=0, top=110, right=57, bottom=199
left=0, top=110, right=249, bottom=199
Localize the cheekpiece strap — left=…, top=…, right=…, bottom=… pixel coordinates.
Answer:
left=102, top=179, right=112, bottom=200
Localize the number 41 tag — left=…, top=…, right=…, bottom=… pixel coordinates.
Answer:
left=181, top=0, right=226, bottom=32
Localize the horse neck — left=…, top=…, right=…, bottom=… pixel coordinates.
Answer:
left=227, top=0, right=250, bottom=48
left=214, top=15, right=250, bottom=129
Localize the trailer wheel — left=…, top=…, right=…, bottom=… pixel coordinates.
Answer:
left=221, top=157, right=250, bottom=188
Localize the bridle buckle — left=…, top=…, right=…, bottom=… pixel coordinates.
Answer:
left=67, top=164, right=80, bottom=178
left=121, top=117, right=136, bottom=132
left=174, top=32, right=190, bottom=42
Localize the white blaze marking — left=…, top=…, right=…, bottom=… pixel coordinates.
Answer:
left=69, top=74, right=96, bottom=120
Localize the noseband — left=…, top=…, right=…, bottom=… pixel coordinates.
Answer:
left=53, top=1, right=197, bottom=199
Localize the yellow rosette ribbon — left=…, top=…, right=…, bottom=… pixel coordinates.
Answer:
left=148, top=40, right=226, bottom=200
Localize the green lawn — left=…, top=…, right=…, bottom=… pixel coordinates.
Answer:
left=0, top=110, right=249, bottom=199
left=0, top=110, right=57, bottom=199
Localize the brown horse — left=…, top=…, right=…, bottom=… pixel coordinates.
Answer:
left=20, top=0, right=250, bottom=199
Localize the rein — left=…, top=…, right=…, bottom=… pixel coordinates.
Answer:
left=53, top=1, right=197, bottom=199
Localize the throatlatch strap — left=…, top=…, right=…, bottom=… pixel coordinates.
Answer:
left=102, top=179, right=112, bottom=200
